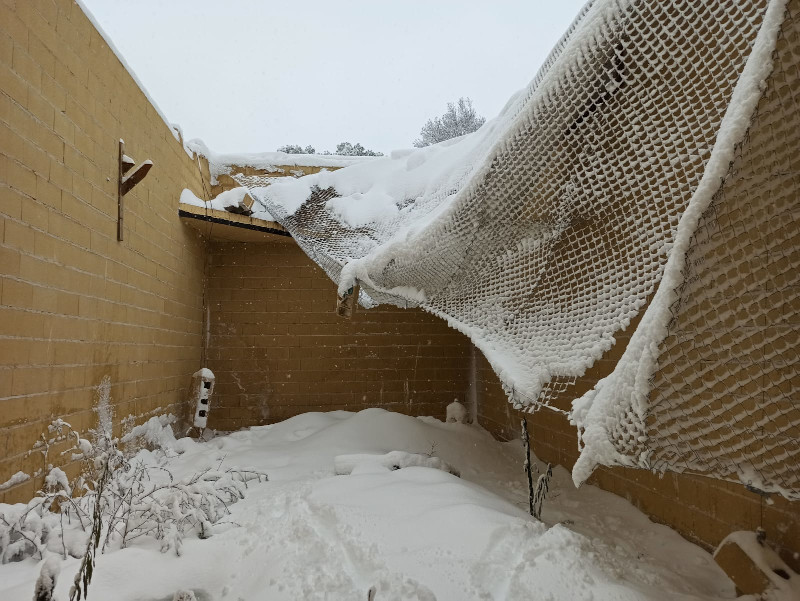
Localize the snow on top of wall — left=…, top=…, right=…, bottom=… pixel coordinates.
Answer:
left=75, top=0, right=174, bottom=132
left=186, top=139, right=377, bottom=185
left=180, top=188, right=276, bottom=222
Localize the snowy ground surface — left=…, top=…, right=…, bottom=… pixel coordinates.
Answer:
left=0, top=409, right=736, bottom=601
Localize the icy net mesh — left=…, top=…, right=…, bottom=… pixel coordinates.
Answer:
left=238, top=0, right=798, bottom=497
left=641, top=1, right=800, bottom=498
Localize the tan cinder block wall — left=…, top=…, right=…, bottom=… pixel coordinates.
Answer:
left=476, top=0, right=800, bottom=568
left=205, top=238, right=472, bottom=431
left=0, top=0, right=208, bottom=502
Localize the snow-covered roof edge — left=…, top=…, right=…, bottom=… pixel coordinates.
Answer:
left=75, top=0, right=174, bottom=132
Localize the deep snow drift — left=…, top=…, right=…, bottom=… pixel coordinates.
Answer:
left=0, top=409, right=736, bottom=600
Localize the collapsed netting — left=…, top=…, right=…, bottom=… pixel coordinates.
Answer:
left=241, top=0, right=798, bottom=496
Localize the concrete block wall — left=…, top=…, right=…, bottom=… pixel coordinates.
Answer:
left=0, top=0, right=209, bottom=503
left=204, top=237, right=472, bottom=431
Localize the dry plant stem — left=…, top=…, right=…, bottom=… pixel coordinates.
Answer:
left=60, top=512, right=67, bottom=560
left=119, top=480, right=138, bottom=549
left=521, top=418, right=536, bottom=518
left=51, top=493, right=88, bottom=531
left=533, top=464, right=553, bottom=521
left=102, top=463, right=143, bottom=552
left=70, top=453, right=113, bottom=601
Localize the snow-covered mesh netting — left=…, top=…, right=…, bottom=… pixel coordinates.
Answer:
left=239, top=0, right=797, bottom=496
left=640, top=0, right=800, bottom=499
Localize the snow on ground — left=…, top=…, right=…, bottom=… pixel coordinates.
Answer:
left=0, top=409, right=735, bottom=601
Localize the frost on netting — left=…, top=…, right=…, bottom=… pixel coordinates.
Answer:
left=237, top=0, right=796, bottom=496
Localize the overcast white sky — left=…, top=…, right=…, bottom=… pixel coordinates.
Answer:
left=82, top=0, right=586, bottom=155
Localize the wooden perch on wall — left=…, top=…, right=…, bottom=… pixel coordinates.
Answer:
left=118, top=139, right=153, bottom=241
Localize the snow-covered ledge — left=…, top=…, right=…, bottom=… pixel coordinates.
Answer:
left=178, top=202, right=291, bottom=242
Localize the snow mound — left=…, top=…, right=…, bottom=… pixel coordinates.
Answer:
left=445, top=400, right=467, bottom=424
left=334, top=451, right=459, bottom=477
left=0, top=409, right=735, bottom=601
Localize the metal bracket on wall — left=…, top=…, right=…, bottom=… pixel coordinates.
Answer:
left=118, top=138, right=153, bottom=241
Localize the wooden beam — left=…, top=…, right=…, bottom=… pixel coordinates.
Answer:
left=121, top=160, right=153, bottom=196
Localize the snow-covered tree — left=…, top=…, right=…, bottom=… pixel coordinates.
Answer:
left=413, top=97, right=486, bottom=147
left=277, top=144, right=315, bottom=154
left=334, top=142, right=383, bottom=156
